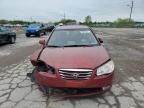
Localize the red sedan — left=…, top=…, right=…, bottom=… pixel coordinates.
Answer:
left=28, top=25, right=114, bottom=96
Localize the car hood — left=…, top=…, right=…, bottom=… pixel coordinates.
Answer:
left=39, top=46, right=110, bottom=69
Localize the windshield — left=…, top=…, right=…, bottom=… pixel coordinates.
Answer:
left=28, top=24, right=41, bottom=28
left=47, top=29, right=98, bottom=47
left=0, top=27, right=7, bottom=32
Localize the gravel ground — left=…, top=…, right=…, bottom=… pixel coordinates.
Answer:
left=0, top=28, right=144, bottom=108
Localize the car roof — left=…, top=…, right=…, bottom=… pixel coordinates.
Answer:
left=56, top=25, right=89, bottom=30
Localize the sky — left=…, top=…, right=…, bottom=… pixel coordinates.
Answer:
left=0, top=0, right=144, bottom=22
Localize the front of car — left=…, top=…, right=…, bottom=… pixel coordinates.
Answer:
left=26, top=24, right=41, bottom=37
left=30, top=25, right=114, bottom=96
left=44, top=24, right=55, bottom=32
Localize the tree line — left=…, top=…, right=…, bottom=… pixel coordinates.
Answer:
left=0, top=15, right=142, bottom=28
left=0, top=19, right=37, bottom=25
left=83, top=15, right=135, bottom=28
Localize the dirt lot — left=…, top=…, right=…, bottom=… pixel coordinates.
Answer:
left=0, top=28, right=144, bottom=108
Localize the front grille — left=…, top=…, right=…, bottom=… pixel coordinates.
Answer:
left=27, top=30, right=36, bottom=33
left=59, top=69, right=93, bottom=80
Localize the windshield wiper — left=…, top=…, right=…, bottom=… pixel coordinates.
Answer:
left=47, top=45, right=63, bottom=47
left=48, top=44, right=97, bottom=48
left=63, top=44, right=97, bottom=47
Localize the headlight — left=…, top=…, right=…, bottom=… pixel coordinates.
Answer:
left=97, top=60, right=114, bottom=76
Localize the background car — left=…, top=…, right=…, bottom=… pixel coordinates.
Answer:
left=25, top=24, right=46, bottom=37
left=0, top=26, right=16, bottom=44
left=44, top=24, right=55, bottom=32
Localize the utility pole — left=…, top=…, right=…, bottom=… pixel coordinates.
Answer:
left=128, top=0, right=134, bottom=21
left=64, top=12, right=66, bottom=20
left=63, top=12, right=66, bottom=24
left=30, top=17, right=33, bottom=22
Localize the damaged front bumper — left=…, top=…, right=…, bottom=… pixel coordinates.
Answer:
left=31, top=71, right=113, bottom=97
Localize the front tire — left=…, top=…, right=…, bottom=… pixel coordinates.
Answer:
left=10, top=36, right=15, bottom=44
left=43, top=31, right=46, bottom=35
left=26, top=34, right=30, bottom=37
left=36, top=32, right=41, bottom=37
left=27, top=68, right=37, bottom=82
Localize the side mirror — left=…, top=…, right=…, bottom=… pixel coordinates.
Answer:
left=39, top=40, right=46, bottom=46
left=98, top=38, right=103, bottom=43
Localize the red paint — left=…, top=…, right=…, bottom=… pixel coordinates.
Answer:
left=34, top=72, right=113, bottom=88
left=39, top=46, right=110, bottom=69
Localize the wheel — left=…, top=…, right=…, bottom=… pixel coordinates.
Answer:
left=43, top=32, right=46, bottom=35
left=10, top=37, right=15, bottom=44
left=36, top=32, right=41, bottom=37
left=27, top=67, right=37, bottom=82
left=26, top=34, right=30, bottom=37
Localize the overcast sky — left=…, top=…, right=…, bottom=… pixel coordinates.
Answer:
left=0, top=0, right=143, bottom=22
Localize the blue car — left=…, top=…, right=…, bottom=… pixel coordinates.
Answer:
left=26, top=24, right=46, bottom=37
